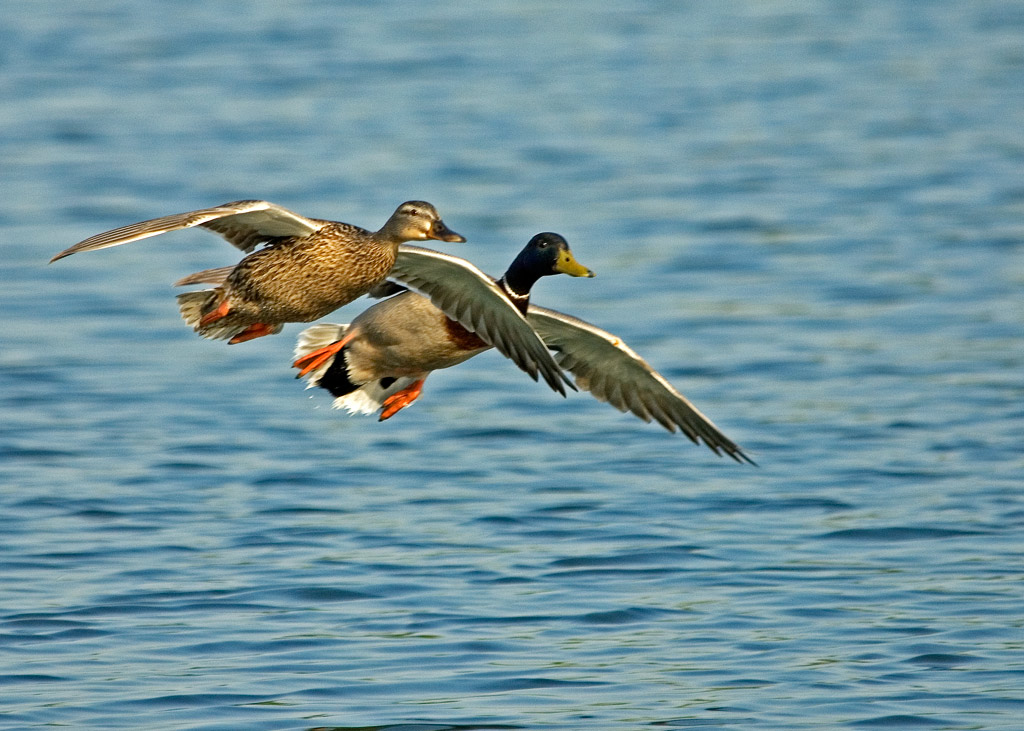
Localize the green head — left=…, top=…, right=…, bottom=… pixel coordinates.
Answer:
left=501, top=232, right=595, bottom=297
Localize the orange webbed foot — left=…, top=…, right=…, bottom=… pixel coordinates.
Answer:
left=199, top=298, right=232, bottom=327
left=229, top=323, right=276, bottom=344
left=379, top=379, right=425, bottom=421
left=292, top=328, right=359, bottom=377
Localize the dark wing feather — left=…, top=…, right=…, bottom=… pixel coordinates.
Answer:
left=50, top=200, right=325, bottom=262
left=387, top=245, right=574, bottom=396
left=527, top=305, right=754, bottom=464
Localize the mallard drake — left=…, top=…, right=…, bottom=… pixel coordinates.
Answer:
left=294, top=234, right=752, bottom=463
left=293, top=232, right=593, bottom=418
left=50, top=200, right=464, bottom=344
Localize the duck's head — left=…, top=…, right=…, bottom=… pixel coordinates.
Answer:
left=502, top=232, right=595, bottom=297
left=381, top=201, right=466, bottom=243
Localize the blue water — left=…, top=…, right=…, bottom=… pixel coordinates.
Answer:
left=3, top=1, right=1023, bottom=729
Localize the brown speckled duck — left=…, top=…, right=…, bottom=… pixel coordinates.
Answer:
left=50, top=200, right=465, bottom=344
left=294, top=233, right=753, bottom=463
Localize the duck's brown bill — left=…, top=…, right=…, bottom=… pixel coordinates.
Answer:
left=428, top=220, right=466, bottom=243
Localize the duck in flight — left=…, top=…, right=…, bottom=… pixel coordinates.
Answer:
left=294, top=232, right=593, bottom=417
left=293, top=233, right=753, bottom=463
left=50, top=200, right=463, bottom=343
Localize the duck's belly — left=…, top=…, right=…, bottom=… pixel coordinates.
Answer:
left=346, top=292, right=490, bottom=380
left=229, top=237, right=394, bottom=322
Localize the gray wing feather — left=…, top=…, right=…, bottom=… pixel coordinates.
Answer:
left=387, top=245, right=574, bottom=397
left=50, top=200, right=324, bottom=262
left=527, top=305, right=754, bottom=463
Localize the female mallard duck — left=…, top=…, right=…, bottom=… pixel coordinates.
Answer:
left=294, top=233, right=593, bottom=418
left=294, top=234, right=753, bottom=463
left=50, top=200, right=573, bottom=395
left=50, top=200, right=464, bottom=343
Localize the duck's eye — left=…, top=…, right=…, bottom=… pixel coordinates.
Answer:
left=408, top=208, right=419, bottom=217
left=538, top=240, right=548, bottom=248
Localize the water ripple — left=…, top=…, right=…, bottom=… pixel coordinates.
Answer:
left=3, top=1, right=1023, bottom=729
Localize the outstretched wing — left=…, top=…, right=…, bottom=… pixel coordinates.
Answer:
left=50, top=200, right=325, bottom=262
left=527, top=305, right=754, bottom=463
left=387, top=245, right=574, bottom=397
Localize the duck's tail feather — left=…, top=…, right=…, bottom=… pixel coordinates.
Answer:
left=176, top=289, right=273, bottom=341
left=294, top=323, right=415, bottom=416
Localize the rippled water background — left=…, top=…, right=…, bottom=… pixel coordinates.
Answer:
left=3, top=1, right=1023, bottom=729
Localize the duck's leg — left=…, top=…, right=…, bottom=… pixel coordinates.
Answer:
left=292, top=327, right=360, bottom=377
left=198, top=297, right=232, bottom=327
left=379, top=378, right=426, bottom=421
left=229, top=323, right=277, bottom=344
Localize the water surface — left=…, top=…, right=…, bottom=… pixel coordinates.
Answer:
left=2, top=1, right=1023, bottom=729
